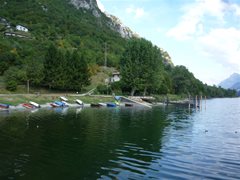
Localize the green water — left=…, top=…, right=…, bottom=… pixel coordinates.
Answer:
left=0, top=98, right=240, bottom=179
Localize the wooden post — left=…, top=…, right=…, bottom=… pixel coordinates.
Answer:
left=188, top=94, right=191, bottom=109
left=200, top=95, right=202, bottom=110
left=195, top=95, right=198, bottom=108
left=205, top=96, right=207, bottom=110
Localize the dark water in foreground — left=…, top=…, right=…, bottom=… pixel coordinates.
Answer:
left=0, top=98, right=240, bottom=180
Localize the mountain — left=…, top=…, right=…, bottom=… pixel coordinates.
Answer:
left=219, top=73, right=240, bottom=89
left=0, top=0, right=173, bottom=68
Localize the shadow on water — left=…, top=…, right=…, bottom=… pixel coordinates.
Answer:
left=0, top=100, right=239, bottom=180
left=0, top=106, right=173, bottom=179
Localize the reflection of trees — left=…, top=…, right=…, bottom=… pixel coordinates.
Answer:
left=0, top=106, right=190, bottom=179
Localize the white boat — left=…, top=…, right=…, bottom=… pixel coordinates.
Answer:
left=60, top=96, right=68, bottom=101
left=29, top=101, right=41, bottom=108
left=62, top=101, right=69, bottom=106
left=76, top=99, right=83, bottom=105
left=98, top=103, right=107, bottom=106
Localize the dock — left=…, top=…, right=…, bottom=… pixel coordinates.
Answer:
left=120, top=96, right=153, bottom=108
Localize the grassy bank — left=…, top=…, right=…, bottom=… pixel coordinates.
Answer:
left=0, top=94, right=114, bottom=106
left=153, top=94, right=188, bottom=103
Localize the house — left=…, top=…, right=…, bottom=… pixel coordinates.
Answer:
left=110, top=72, right=120, bottom=83
left=16, top=25, right=28, bottom=32
left=105, top=71, right=121, bottom=84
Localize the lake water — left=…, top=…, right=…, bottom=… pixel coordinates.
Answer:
left=0, top=98, right=240, bottom=180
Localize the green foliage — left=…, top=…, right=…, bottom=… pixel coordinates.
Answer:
left=120, top=38, right=166, bottom=95
left=0, top=0, right=236, bottom=97
left=96, top=84, right=109, bottom=94
left=0, top=0, right=126, bottom=70
left=6, top=80, right=17, bottom=91
left=66, top=51, right=90, bottom=91
left=120, top=39, right=236, bottom=97
left=43, top=45, right=90, bottom=91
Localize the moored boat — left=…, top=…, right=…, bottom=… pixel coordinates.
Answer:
left=98, top=103, right=107, bottom=106
left=50, top=101, right=67, bottom=108
left=29, top=101, right=41, bottom=108
left=76, top=99, right=83, bottom=106
left=107, top=103, right=117, bottom=107
left=125, top=103, right=133, bottom=107
left=22, top=103, right=35, bottom=109
left=91, top=103, right=101, bottom=107
left=62, top=101, right=69, bottom=106
left=0, top=103, right=10, bottom=109
left=50, top=103, right=61, bottom=108
left=60, top=96, right=68, bottom=101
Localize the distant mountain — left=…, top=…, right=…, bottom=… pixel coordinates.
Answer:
left=219, top=73, right=240, bottom=89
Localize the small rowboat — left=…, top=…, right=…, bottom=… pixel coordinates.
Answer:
left=22, top=103, right=34, bottom=109
left=50, top=101, right=68, bottom=108
left=0, top=103, right=10, bottom=109
left=98, top=103, right=106, bottom=106
left=50, top=103, right=61, bottom=108
left=76, top=99, right=83, bottom=106
left=125, top=103, right=133, bottom=107
left=62, top=101, right=69, bottom=107
left=91, top=103, right=101, bottom=107
left=107, top=103, right=117, bottom=107
left=29, top=101, right=41, bottom=108
left=60, top=96, right=68, bottom=101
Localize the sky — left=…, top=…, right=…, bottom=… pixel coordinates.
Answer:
left=96, top=0, right=240, bottom=85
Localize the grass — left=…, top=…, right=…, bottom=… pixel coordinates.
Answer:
left=153, top=94, right=188, bottom=102
left=0, top=94, right=114, bottom=106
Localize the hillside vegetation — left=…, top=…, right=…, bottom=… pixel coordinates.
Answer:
left=0, top=0, right=236, bottom=97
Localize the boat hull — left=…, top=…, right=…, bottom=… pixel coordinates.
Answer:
left=107, top=103, right=117, bottom=107
left=0, top=104, right=10, bottom=109
left=22, top=103, right=34, bottom=109
left=91, top=103, right=101, bottom=107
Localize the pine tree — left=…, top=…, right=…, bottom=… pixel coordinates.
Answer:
left=67, top=51, right=90, bottom=92
left=43, top=44, right=58, bottom=89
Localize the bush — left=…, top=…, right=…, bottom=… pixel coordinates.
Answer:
left=110, top=81, right=122, bottom=95
left=96, top=84, right=109, bottom=94
left=6, top=80, right=17, bottom=91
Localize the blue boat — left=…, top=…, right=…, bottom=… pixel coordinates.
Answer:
left=0, top=103, right=10, bottom=109
left=107, top=103, right=117, bottom=107
left=51, top=101, right=68, bottom=108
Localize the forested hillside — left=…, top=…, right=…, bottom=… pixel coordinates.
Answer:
left=0, top=0, right=236, bottom=97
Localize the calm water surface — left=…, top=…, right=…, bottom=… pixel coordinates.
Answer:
left=0, top=98, right=239, bottom=179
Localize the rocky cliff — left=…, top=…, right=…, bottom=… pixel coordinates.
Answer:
left=69, top=0, right=137, bottom=39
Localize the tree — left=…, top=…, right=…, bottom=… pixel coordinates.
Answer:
left=43, top=44, right=58, bottom=89
left=67, top=51, right=90, bottom=91
left=43, top=44, right=66, bottom=89
left=120, top=38, right=165, bottom=96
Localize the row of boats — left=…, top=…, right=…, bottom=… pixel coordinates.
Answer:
left=0, top=96, right=133, bottom=110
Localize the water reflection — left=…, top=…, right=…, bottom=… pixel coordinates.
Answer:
left=0, top=100, right=240, bottom=180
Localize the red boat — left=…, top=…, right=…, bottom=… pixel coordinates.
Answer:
left=22, top=103, right=34, bottom=109
left=50, top=103, right=61, bottom=108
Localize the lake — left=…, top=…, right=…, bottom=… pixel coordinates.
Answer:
left=0, top=98, right=239, bottom=179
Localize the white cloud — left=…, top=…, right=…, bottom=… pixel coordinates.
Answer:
left=167, top=0, right=227, bottom=40
left=199, top=27, right=240, bottom=71
left=96, top=0, right=105, bottom=12
left=166, top=0, right=240, bottom=72
left=126, top=7, right=145, bottom=19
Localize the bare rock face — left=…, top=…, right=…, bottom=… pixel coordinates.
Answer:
left=70, top=0, right=101, bottom=17
left=106, top=14, right=138, bottom=39
left=69, top=0, right=137, bottom=39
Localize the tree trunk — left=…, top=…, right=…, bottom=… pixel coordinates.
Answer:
left=131, top=87, right=136, bottom=96
left=143, top=87, right=147, bottom=96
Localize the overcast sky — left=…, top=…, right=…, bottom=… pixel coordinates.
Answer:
left=97, top=0, right=240, bottom=85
